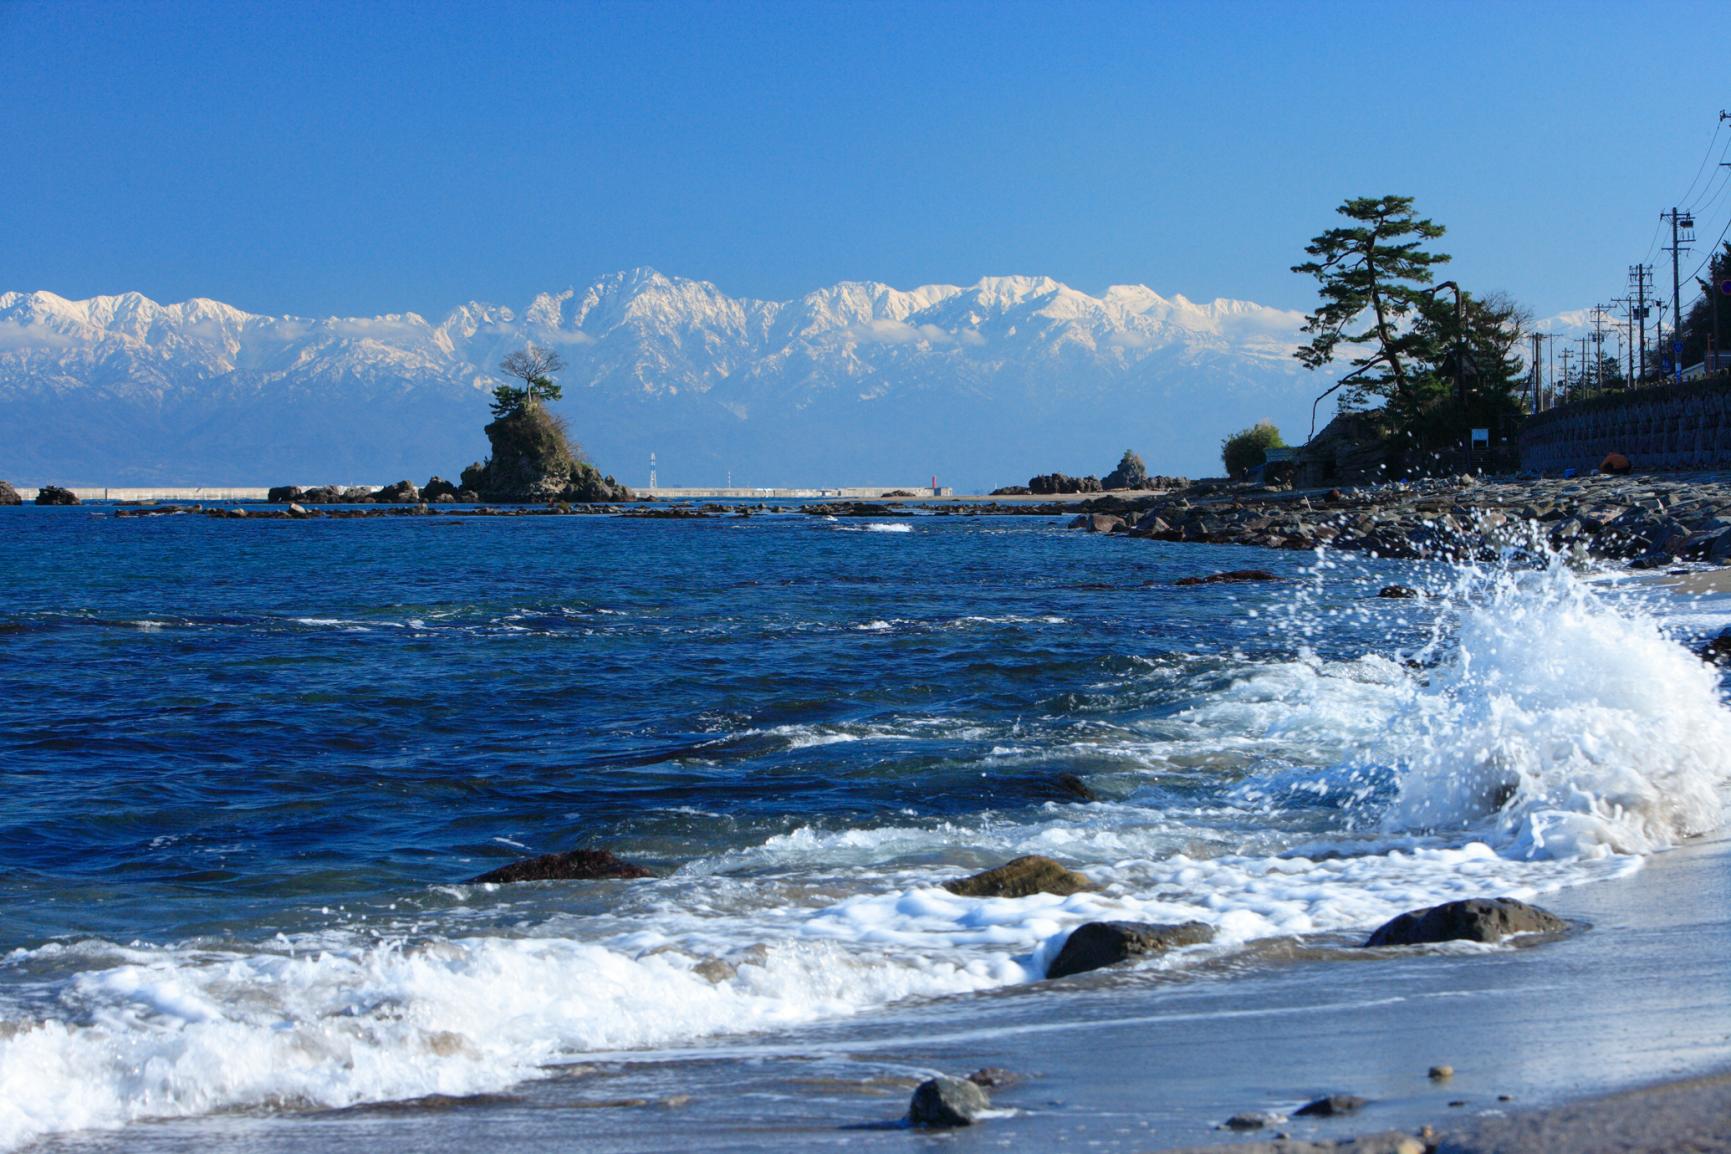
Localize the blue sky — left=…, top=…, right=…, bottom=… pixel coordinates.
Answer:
left=3, top=0, right=1729, bottom=319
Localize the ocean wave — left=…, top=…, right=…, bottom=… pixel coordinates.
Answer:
left=5, top=549, right=1729, bottom=1149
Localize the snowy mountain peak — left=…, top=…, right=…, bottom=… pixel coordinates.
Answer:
left=0, top=269, right=1330, bottom=486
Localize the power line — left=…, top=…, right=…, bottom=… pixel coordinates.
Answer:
left=1674, top=119, right=1726, bottom=210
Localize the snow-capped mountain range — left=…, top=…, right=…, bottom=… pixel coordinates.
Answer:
left=0, top=268, right=1341, bottom=488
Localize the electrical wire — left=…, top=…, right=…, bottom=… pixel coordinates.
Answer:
left=1674, top=119, right=1726, bottom=211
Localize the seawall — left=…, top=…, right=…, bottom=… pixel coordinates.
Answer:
left=1521, top=378, right=1731, bottom=473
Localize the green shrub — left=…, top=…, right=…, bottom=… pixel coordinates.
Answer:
left=1220, top=421, right=1285, bottom=479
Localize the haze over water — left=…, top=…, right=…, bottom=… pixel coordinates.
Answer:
left=2, top=507, right=1729, bottom=1149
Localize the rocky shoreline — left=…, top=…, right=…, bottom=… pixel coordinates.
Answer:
left=26, top=471, right=1731, bottom=577
left=1064, top=472, right=1731, bottom=568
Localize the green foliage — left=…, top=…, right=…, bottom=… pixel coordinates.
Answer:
left=1293, top=195, right=1451, bottom=409
left=1221, top=421, right=1285, bottom=479
left=1293, top=195, right=1536, bottom=465
left=1681, top=241, right=1731, bottom=372
left=491, top=345, right=567, bottom=419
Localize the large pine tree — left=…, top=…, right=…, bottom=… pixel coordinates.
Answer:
left=1292, top=195, right=1451, bottom=411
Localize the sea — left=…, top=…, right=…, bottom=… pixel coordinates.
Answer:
left=2, top=504, right=1730, bottom=1151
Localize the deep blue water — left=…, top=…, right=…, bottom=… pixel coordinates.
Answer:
left=0, top=507, right=1411, bottom=950
left=27, top=503, right=1694, bottom=1152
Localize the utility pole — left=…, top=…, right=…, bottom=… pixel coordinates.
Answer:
left=1612, top=297, right=1634, bottom=386
left=1663, top=208, right=1695, bottom=381
left=1529, top=331, right=1546, bottom=411
left=1547, top=333, right=1557, bottom=408
left=1560, top=346, right=1575, bottom=401
left=1630, top=265, right=1653, bottom=382
left=1655, top=298, right=1667, bottom=381
left=1591, top=305, right=1616, bottom=391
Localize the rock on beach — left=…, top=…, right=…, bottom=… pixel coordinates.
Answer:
left=1046, top=919, right=1214, bottom=979
left=907, top=1075, right=990, bottom=1127
left=943, top=855, right=1091, bottom=899
left=1365, top=898, right=1568, bottom=947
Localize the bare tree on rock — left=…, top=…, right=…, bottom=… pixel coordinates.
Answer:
left=492, top=345, right=566, bottom=418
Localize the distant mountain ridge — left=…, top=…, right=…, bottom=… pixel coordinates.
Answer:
left=0, top=268, right=1336, bottom=487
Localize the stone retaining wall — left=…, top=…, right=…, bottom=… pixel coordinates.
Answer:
left=1521, top=379, right=1731, bottom=473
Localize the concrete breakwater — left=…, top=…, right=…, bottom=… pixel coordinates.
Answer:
left=1521, top=378, right=1731, bottom=474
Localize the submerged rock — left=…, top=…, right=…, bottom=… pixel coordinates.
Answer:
left=907, top=1075, right=989, bottom=1127
left=943, top=855, right=1091, bottom=899
left=1046, top=919, right=1214, bottom=979
left=1377, top=585, right=1421, bottom=599
left=466, top=849, right=653, bottom=885
left=1052, top=772, right=1098, bottom=802
left=34, top=485, right=79, bottom=506
left=1294, top=1093, right=1367, bottom=1117
left=1223, top=1110, right=1285, bottom=1130
left=965, top=1067, right=1019, bottom=1088
left=1069, top=513, right=1125, bottom=533
left=1364, top=897, right=1568, bottom=947
left=1699, top=628, right=1731, bottom=666
left=0, top=480, right=20, bottom=505
left=1175, top=569, right=1279, bottom=586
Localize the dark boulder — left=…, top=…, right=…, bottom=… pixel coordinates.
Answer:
left=422, top=475, right=459, bottom=501
left=1175, top=570, right=1279, bottom=586
left=466, top=848, right=653, bottom=885
left=1223, top=1111, right=1283, bottom=1130
left=0, top=481, right=20, bottom=506
left=990, top=485, right=1032, bottom=496
left=34, top=485, right=79, bottom=506
left=944, top=855, right=1091, bottom=899
left=1364, top=898, right=1568, bottom=947
left=1046, top=919, right=1214, bottom=979
left=908, top=1076, right=990, bottom=1127
left=966, top=1067, right=1019, bottom=1088
left=1131, top=510, right=1171, bottom=537
left=300, top=485, right=344, bottom=504
left=1377, top=585, right=1421, bottom=599
left=1294, top=1094, right=1367, bottom=1117
left=1069, top=513, right=1124, bottom=533
left=267, top=485, right=305, bottom=503
left=1102, top=450, right=1153, bottom=491
left=370, top=480, right=420, bottom=503
left=464, top=407, right=632, bottom=503
left=1028, top=472, right=1103, bottom=495
left=341, top=486, right=373, bottom=501
left=456, top=489, right=481, bottom=503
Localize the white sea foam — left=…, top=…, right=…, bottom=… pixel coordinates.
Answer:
left=1375, top=559, right=1731, bottom=859
left=834, top=522, right=912, bottom=533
